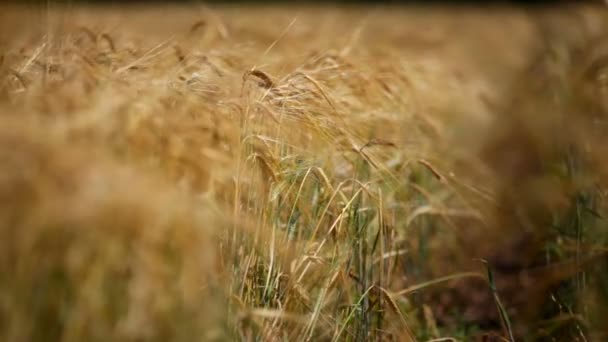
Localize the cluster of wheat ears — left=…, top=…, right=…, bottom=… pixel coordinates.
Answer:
left=1, top=2, right=608, bottom=341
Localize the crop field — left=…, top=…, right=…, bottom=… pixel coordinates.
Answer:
left=1, top=2, right=608, bottom=341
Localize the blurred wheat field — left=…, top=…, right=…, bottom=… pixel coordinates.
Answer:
left=1, top=2, right=608, bottom=341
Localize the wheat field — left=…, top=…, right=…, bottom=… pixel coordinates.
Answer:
left=1, top=2, right=608, bottom=341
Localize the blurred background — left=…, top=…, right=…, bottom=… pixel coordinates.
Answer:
left=10, top=0, right=582, bottom=4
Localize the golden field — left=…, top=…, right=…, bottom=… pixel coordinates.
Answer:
left=1, top=3, right=608, bottom=341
